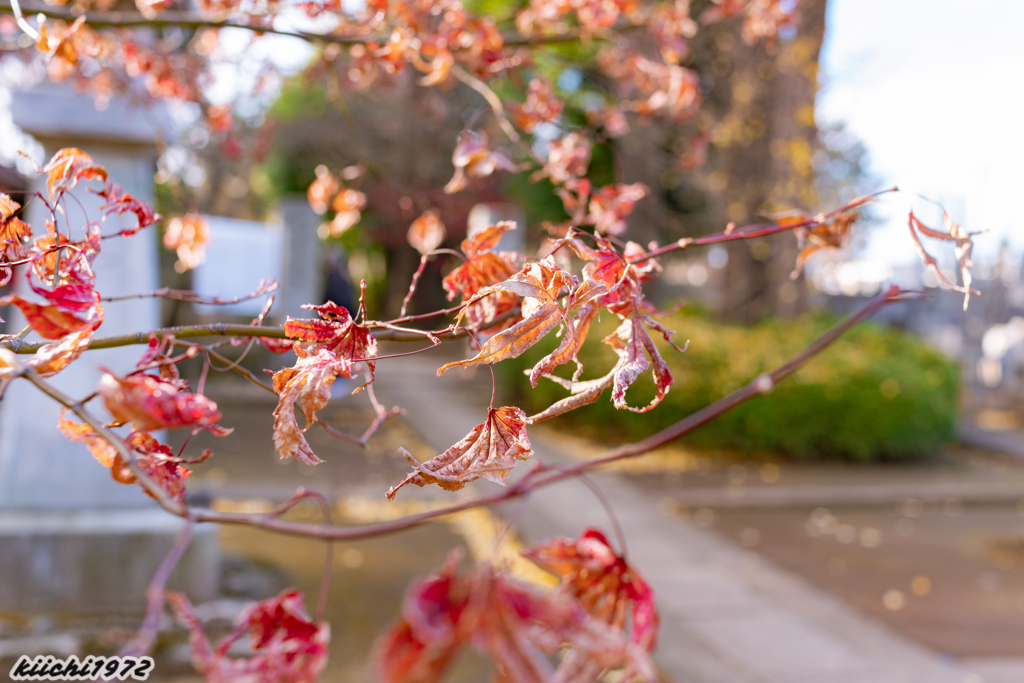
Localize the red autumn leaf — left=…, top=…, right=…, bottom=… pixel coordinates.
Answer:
left=111, top=432, right=193, bottom=503
left=374, top=553, right=656, bottom=683
left=387, top=406, right=532, bottom=499
left=169, top=589, right=330, bottom=683
left=271, top=348, right=352, bottom=465
left=42, top=147, right=108, bottom=200
left=407, top=209, right=447, bottom=255
left=908, top=210, right=982, bottom=311
left=98, top=370, right=231, bottom=435
left=283, top=301, right=377, bottom=384
left=95, top=180, right=160, bottom=235
left=442, top=222, right=521, bottom=332
left=0, top=277, right=104, bottom=340
left=525, top=528, right=659, bottom=653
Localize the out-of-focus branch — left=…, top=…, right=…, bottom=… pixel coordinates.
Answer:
left=0, top=1, right=597, bottom=47
left=119, top=515, right=195, bottom=657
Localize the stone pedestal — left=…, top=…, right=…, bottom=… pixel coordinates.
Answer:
left=0, top=84, right=218, bottom=616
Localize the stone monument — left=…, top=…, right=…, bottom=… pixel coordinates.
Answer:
left=0, top=83, right=218, bottom=616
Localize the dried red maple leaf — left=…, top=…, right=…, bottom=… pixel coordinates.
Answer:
left=0, top=277, right=104, bottom=340
left=549, top=229, right=660, bottom=317
left=407, top=209, right=447, bottom=255
left=271, top=348, right=352, bottom=465
left=438, top=257, right=578, bottom=376
left=532, top=314, right=682, bottom=421
left=169, top=589, right=330, bottom=683
left=283, top=301, right=376, bottom=385
left=374, top=553, right=655, bottom=683
left=42, top=147, right=108, bottom=200
left=98, top=370, right=231, bottom=435
left=387, top=406, right=532, bottom=499
left=908, top=210, right=982, bottom=311
left=442, top=222, right=521, bottom=332
left=525, top=528, right=659, bottom=654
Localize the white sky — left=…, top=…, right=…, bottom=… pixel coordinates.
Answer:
left=817, top=0, right=1024, bottom=264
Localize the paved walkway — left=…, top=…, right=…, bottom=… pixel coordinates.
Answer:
left=373, top=350, right=1024, bottom=683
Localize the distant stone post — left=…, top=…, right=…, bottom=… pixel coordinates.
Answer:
left=0, top=84, right=218, bottom=616
left=278, top=197, right=324, bottom=321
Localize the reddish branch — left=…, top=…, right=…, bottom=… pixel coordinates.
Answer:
left=627, top=187, right=900, bottom=264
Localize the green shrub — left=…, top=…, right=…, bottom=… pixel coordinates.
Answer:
left=501, top=308, right=960, bottom=462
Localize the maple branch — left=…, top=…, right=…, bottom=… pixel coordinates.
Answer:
left=0, top=1, right=595, bottom=47
left=7, top=285, right=908, bottom=546
left=627, top=186, right=900, bottom=264
left=0, top=311, right=521, bottom=354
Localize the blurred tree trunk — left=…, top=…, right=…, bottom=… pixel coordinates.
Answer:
left=709, top=0, right=828, bottom=322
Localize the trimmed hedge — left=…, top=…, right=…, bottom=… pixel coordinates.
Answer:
left=501, top=308, right=959, bottom=461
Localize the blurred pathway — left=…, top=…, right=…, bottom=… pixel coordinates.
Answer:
left=373, top=349, right=1024, bottom=683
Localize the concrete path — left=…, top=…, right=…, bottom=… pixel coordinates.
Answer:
left=373, top=351, right=1024, bottom=683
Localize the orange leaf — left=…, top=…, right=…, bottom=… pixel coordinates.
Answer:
left=387, top=406, right=532, bottom=499
left=407, top=209, right=446, bottom=255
